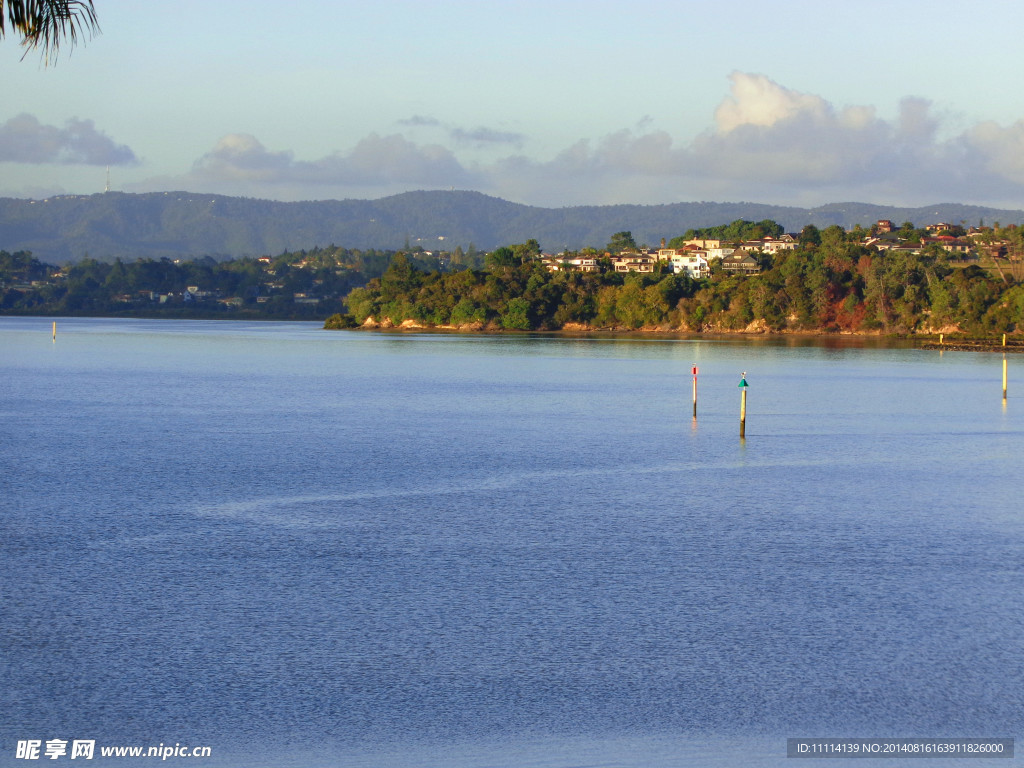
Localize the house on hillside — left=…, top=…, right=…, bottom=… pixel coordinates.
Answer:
left=760, top=236, right=798, bottom=254
left=611, top=253, right=657, bottom=273
left=885, top=245, right=923, bottom=257
left=705, top=245, right=736, bottom=261
left=543, top=254, right=600, bottom=272
left=922, top=237, right=974, bottom=258
left=721, top=249, right=761, bottom=274
left=865, top=233, right=904, bottom=251
left=683, top=238, right=722, bottom=250
left=659, top=249, right=709, bottom=278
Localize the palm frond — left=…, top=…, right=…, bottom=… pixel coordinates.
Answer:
left=2, top=0, right=99, bottom=64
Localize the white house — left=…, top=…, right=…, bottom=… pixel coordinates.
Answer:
left=760, top=238, right=798, bottom=254
left=668, top=253, right=710, bottom=278
left=705, top=246, right=736, bottom=261
left=543, top=255, right=600, bottom=272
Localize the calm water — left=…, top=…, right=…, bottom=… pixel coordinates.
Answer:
left=2, top=317, right=1022, bottom=767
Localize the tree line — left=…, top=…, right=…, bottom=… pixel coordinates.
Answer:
left=0, top=246, right=439, bottom=318
left=329, top=229, right=1024, bottom=335
left=6, top=219, right=1024, bottom=333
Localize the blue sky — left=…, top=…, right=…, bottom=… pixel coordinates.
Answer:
left=4, top=0, right=1024, bottom=208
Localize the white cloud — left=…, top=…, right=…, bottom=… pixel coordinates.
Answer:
left=185, top=132, right=476, bottom=191
left=0, top=113, right=137, bottom=165
left=478, top=73, right=1024, bottom=206
left=135, top=73, right=1024, bottom=207
left=896, top=97, right=938, bottom=140
left=192, top=134, right=294, bottom=180
left=347, top=134, right=472, bottom=184
left=962, top=120, right=1024, bottom=182
left=713, top=72, right=832, bottom=132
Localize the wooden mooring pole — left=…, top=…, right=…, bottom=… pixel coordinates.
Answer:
left=739, top=372, right=749, bottom=438
left=1003, top=355, right=1008, bottom=402
left=691, top=365, right=699, bottom=420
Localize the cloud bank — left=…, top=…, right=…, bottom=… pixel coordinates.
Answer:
left=0, top=114, right=137, bottom=166
left=136, top=73, right=1024, bottom=207
left=188, top=133, right=478, bottom=189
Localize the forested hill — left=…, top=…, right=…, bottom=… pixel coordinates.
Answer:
left=3, top=190, right=1024, bottom=264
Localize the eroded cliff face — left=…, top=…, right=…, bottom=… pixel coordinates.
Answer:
left=363, top=316, right=486, bottom=332
left=357, top=314, right=1020, bottom=341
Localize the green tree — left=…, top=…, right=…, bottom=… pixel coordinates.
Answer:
left=485, top=246, right=519, bottom=271
left=500, top=297, right=532, bottom=330
left=606, top=231, right=638, bottom=254
left=323, top=313, right=357, bottom=329
left=820, top=225, right=847, bottom=248
left=103, top=258, right=128, bottom=293
left=512, top=239, right=542, bottom=262
left=379, top=253, right=420, bottom=300
left=450, top=297, right=487, bottom=326
left=676, top=219, right=784, bottom=244
left=344, top=287, right=379, bottom=324
left=799, top=224, right=821, bottom=247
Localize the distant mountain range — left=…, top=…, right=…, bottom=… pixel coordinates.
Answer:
left=2, top=190, right=1023, bottom=264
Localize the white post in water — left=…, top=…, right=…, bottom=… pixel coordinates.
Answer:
left=738, top=372, right=749, bottom=438
left=691, top=365, right=699, bottom=420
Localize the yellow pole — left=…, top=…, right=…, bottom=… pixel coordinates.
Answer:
left=1003, top=333, right=1007, bottom=347
left=740, top=388, right=747, bottom=438
left=939, top=333, right=943, bottom=345
left=1003, top=356, right=1008, bottom=401
left=739, top=372, right=748, bottom=438
left=52, top=321, right=56, bottom=342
